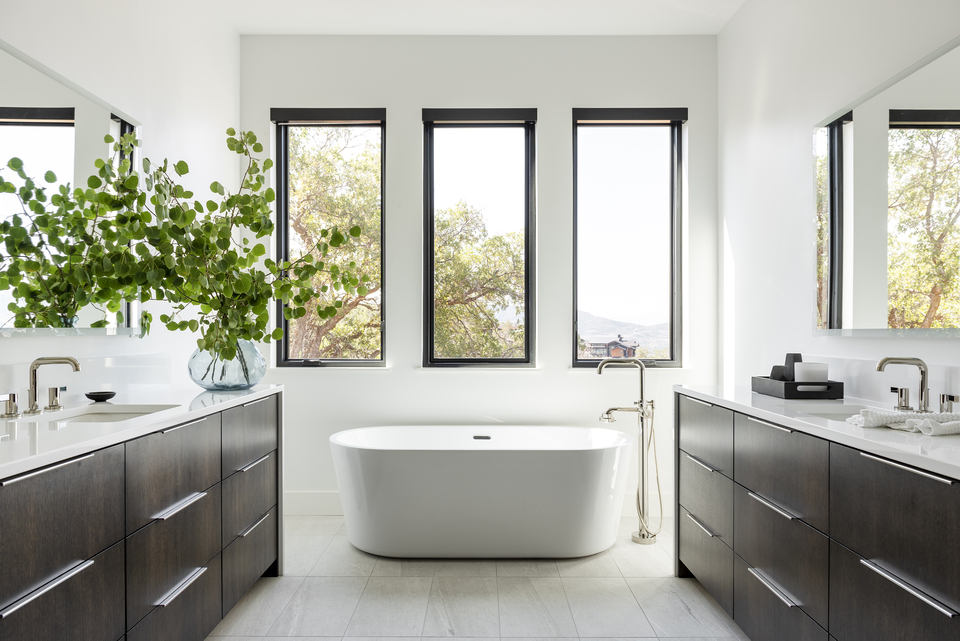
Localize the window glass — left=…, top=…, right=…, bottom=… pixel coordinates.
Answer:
left=575, top=123, right=677, bottom=363
left=280, top=123, right=383, bottom=361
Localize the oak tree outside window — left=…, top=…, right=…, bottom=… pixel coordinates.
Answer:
left=423, top=109, right=536, bottom=366
left=272, top=108, right=384, bottom=366
left=573, top=108, right=685, bottom=367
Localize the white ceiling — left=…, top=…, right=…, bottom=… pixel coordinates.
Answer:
left=221, top=0, right=746, bottom=36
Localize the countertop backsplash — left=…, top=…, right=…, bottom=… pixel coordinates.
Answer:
left=803, top=355, right=960, bottom=408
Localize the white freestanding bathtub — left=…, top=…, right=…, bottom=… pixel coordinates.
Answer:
left=330, top=425, right=632, bottom=558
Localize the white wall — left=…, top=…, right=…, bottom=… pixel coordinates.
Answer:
left=241, top=35, right=719, bottom=515
left=0, top=3, right=241, bottom=399
left=718, top=0, right=960, bottom=398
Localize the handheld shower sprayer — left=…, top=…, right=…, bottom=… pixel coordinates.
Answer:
left=597, top=357, right=662, bottom=545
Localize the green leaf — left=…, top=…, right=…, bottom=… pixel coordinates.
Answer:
left=174, top=160, right=189, bottom=176
left=87, top=175, right=102, bottom=189
left=349, top=225, right=361, bottom=237
left=271, top=327, right=284, bottom=341
left=252, top=142, right=263, bottom=153
left=8, top=158, right=23, bottom=171
left=226, top=127, right=236, bottom=136
left=44, top=171, right=57, bottom=183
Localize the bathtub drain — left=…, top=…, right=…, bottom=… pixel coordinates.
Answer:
left=473, top=435, right=491, bottom=440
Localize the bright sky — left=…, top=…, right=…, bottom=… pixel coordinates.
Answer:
left=0, top=125, right=74, bottom=327
left=433, top=127, right=525, bottom=237
left=576, top=125, right=672, bottom=326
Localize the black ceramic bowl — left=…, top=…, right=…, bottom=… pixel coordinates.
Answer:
left=85, top=391, right=117, bottom=402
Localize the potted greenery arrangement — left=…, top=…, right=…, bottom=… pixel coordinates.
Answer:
left=0, top=129, right=370, bottom=389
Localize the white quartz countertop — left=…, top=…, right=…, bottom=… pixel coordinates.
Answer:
left=675, top=384, right=960, bottom=482
left=0, top=384, right=283, bottom=481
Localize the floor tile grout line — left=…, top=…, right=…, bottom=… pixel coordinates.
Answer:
left=623, top=575, right=662, bottom=639
left=341, top=574, right=372, bottom=637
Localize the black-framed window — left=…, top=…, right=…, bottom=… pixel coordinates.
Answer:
left=423, top=108, right=536, bottom=367
left=815, top=111, right=852, bottom=330
left=572, top=108, right=685, bottom=367
left=0, top=107, right=76, bottom=328
left=887, top=109, right=960, bottom=329
left=272, top=108, right=385, bottom=366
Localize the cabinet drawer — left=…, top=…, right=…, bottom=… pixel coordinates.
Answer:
left=0, top=541, right=124, bottom=641
left=223, top=450, right=277, bottom=546
left=830, top=540, right=960, bottom=641
left=734, top=484, right=829, bottom=628
left=223, top=505, right=278, bottom=615
left=0, top=443, right=124, bottom=611
left=734, top=412, right=829, bottom=532
left=677, top=394, right=733, bottom=477
left=830, top=443, right=960, bottom=607
left=678, top=449, right=733, bottom=546
left=126, top=412, right=222, bottom=535
left=678, top=506, right=733, bottom=617
left=126, top=483, right=222, bottom=629
left=222, top=395, right=278, bottom=479
left=127, top=554, right=222, bottom=641
left=733, top=554, right=827, bottom=641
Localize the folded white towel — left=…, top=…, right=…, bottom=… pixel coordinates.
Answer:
left=906, top=418, right=960, bottom=436
left=847, top=409, right=960, bottom=435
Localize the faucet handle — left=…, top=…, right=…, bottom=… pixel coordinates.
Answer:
left=1, top=393, right=21, bottom=419
left=891, top=386, right=913, bottom=412
left=44, top=387, right=62, bottom=412
left=940, top=393, right=959, bottom=414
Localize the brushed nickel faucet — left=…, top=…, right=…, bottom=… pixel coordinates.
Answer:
left=24, top=357, right=81, bottom=416
left=877, top=357, right=930, bottom=413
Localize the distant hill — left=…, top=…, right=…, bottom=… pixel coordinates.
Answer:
left=577, top=310, right=669, bottom=351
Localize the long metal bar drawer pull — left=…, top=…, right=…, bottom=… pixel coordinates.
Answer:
left=155, top=491, right=207, bottom=521
left=1, top=453, right=95, bottom=487
left=685, top=512, right=716, bottom=537
left=242, top=397, right=270, bottom=408
left=748, top=567, right=796, bottom=608
left=685, top=453, right=716, bottom=473
left=686, top=396, right=712, bottom=407
left=240, top=512, right=270, bottom=538
left=859, top=559, right=957, bottom=618
left=0, top=560, right=95, bottom=619
left=156, top=567, right=207, bottom=607
left=748, top=492, right=798, bottom=520
left=239, top=453, right=271, bottom=473
left=747, top=416, right=793, bottom=434
left=859, top=452, right=955, bottom=486
left=161, top=418, right=205, bottom=435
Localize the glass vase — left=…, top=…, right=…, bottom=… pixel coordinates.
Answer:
left=187, top=339, right=266, bottom=390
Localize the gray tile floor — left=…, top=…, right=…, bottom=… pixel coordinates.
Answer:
left=206, top=515, right=749, bottom=640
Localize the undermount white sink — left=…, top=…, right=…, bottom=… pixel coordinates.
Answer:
left=12, top=404, right=180, bottom=424
left=777, top=403, right=882, bottom=421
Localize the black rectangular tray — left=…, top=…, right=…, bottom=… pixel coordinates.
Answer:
left=751, top=376, right=844, bottom=400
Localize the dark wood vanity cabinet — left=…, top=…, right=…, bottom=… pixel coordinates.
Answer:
left=677, top=394, right=734, bottom=476
left=676, top=390, right=960, bottom=641
left=125, top=412, right=222, bottom=535
left=0, top=443, right=125, bottom=621
left=0, top=390, right=282, bottom=641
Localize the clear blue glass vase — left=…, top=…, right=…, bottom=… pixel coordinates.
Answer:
left=187, top=339, right=266, bottom=390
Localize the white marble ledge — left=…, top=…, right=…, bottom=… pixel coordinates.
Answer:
left=0, top=383, right=283, bottom=481
left=675, top=383, right=960, bottom=482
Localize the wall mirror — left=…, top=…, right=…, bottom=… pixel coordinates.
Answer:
left=814, top=35, right=960, bottom=335
left=0, top=40, right=144, bottom=336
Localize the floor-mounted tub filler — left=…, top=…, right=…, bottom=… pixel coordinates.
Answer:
left=330, top=425, right=632, bottom=558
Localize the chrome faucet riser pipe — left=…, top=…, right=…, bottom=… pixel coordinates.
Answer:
left=25, top=357, right=81, bottom=416
left=876, top=357, right=930, bottom=413
left=597, top=357, right=657, bottom=543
